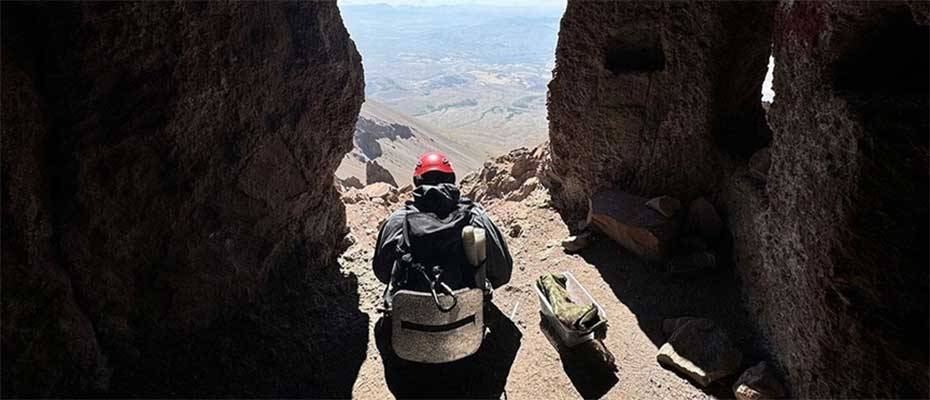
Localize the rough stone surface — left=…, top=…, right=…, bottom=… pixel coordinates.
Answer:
left=1, top=2, right=364, bottom=397
left=725, top=2, right=929, bottom=397
left=366, top=159, right=398, bottom=186
left=747, top=147, right=771, bottom=182
left=733, top=362, right=786, bottom=400
left=460, top=144, right=550, bottom=202
left=507, top=177, right=539, bottom=202
left=657, top=317, right=743, bottom=387
left=548, top=1, right=776, bottom=218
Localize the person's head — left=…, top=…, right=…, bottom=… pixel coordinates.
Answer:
left=413, top=151, right=456, bottom=186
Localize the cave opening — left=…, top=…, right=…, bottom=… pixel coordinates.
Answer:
left=761, top=55, right=775, bottom=109
left=335, top=1, right=564, bottom=187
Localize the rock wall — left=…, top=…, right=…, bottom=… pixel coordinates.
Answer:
left=1, top=2, right=364, bottom=396
left=547, top=1, right=775, bottom=218
left=549, top=1, right=929, bottom=397
left=727, top=1, right=929, bottom=397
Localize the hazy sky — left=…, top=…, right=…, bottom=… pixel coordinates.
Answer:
left=339, top=0, right=566, bottom=9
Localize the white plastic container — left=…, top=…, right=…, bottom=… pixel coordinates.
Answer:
left=534, top=271, right=607, bottom=347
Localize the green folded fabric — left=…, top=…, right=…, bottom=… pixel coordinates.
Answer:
left=536, top=273, right=605, bottom=332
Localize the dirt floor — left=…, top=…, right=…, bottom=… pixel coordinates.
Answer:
left=340, top=185, right=764, bottom=399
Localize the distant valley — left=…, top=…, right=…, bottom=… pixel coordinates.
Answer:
left=336, top=3, right=563, bottom=183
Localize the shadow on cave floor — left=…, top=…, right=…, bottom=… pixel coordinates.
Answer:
left=373, top=303, right=522, bottom=399
left=112, top=268, right=369, bottom=398
left=538, top=317, right=619, bottom=398
left=576, top=236, right=767, bottom=396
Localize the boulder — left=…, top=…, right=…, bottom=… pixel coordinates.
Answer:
left=342, top=188, right=367, bottom=204
left=657, top=317, right=743, bottom=387
left=561, top=232, right=592, bottom=253
left=733, top=362, right=787, bottom=400
left=362, top=182, right=398, bottom=202
left=588, top=189, right=679, bottom=260
left=646, top=196, right=682, bottom=218
left=507, top=177, right=539, bottom=202
left=510, top=154, right=539, bottom=178
left=687, top=197, right=723, bottom=242
left=366, top=160, right=398, bottom=186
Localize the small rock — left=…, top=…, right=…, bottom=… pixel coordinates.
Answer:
left=371, top=197, right=386, bottom=206
left=506, top=177, right=539, bottom=202
left=364, top=228, right=374, bottom=235
left=561, top=232, right=592, bottom=253
left=748, top=148, right=771, bottom=183
left=398, top=183, right=414, bottom=194
left=509, top=224, right=522, bottom=238
left=657, top=317, right=743, bottom=387
left=733, top=362, right=786, bottom=400
left=646, top=195, right=682, bottom=218
left=538, top=252, right=549, bottom=262
left=687, top=197, right=723, bottom=242
left=341, top=233, right=356, bottom=249
left=509, top=155, right=538, bottom=178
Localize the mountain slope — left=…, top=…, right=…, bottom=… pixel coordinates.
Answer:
left=336, top=99, right=488, bottom=184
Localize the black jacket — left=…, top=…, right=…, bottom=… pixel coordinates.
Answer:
left=372, top=183, right=513, bottom=289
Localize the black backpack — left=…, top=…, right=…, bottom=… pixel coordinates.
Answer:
left=386, top=199, right=480, bottom=312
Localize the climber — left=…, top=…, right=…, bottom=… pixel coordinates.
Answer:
left=372, top=151, right=513, bottom=310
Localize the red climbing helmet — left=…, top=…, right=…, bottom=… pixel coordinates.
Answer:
left=414, top=151, right=454, bottom=177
